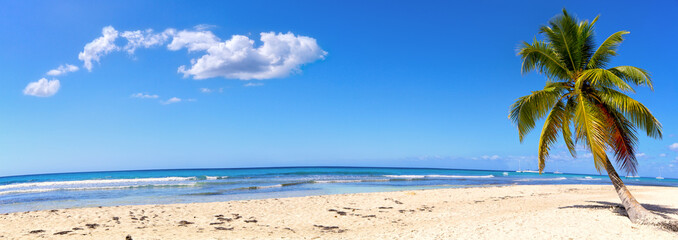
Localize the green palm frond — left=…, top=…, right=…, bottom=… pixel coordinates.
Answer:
left=587, top=31, right=629, bottom=69
left=562, top=98, right=577, bottom=158
left=578, top=69, right=634, bottom=92
left=575, top=15, right=598, bottom=70
left=537, top=101, right=566, bottom=173
left=539, top=9, right=581, bottom=70
left=574, top=94, right=609, bottom=172
left=519, top=40, right=571, bottom=80
left=509, top=85, right=565, bottom=142
left=597, top=88, right=662, bottom=138
left=608, top=66, right=653, bottom=90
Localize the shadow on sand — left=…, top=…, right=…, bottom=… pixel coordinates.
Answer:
left=559, top=201, right=678, bottom=232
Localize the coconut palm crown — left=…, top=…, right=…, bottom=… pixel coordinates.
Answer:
left=509, top=9, right=662, bottom=176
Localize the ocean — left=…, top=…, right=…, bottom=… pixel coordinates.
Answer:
left=1, top=167, right=675, bottom=214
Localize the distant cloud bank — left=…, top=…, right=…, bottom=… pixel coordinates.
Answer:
left=24, top=25, right=326, bottom=98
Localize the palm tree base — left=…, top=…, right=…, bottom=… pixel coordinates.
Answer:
left=604, top=159, right=675, bottom=226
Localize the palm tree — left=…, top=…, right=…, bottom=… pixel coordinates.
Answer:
left=509, top=9, right=663, bottom=223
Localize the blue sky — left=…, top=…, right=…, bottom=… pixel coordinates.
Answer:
left=1, top=0, right=677, bottom=177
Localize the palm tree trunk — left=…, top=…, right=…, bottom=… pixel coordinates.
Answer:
left=603, top=157, right=657, bottom=223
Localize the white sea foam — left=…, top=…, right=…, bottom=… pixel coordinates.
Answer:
left=574, top=176, right=600, bottom=181
left=314, top=180, right=363, bottom=183
left=256, top=184, right=283, bottom=189
left=384, top=174, right=494, bottom=179
left=314, top=179, right=389, bottom=184
left=0, top=183, right=197, bottom=196
left=0, top=177, right=199, bottom=190
left=514, top=177, right=567, bottom=182
left=383, top=175, right=426, bottom=179
left=425, top=175, right=495, bottom=179
left=205, top=176, right=228, bottom=180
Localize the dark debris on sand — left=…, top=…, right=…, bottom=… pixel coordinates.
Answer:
left=85, top=223, right=100, bottom=229
left=53, top=231, right=71, bottom=235
left=314, top=224, right=346, bottom=233
left=178, top=220, right=194, bottom=226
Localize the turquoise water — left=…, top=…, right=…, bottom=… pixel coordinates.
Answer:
left=1, top=167, right=676, bottom=213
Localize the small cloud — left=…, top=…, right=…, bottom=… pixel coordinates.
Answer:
left=481, top=155, right=500, bottom=160
left=23, top=78, right=60, bottom=97
left=121, top=29, right=174, bottom=54
left=635, top=153, right=646, bottom=158
left=244, top=82, right=264, bottom=87
left=194, top=24, right=216, bottom=31
left=161, top=97, right=182, bottom=104
left=669, top=143, right=678, bottom=151
left=46, top=64, right=79, bottom=76
left=659, top=153, right=667, bottom=157
left=130, top=93, right=159, bottom=99
left=199, top=87, right=224, bottom=93
left=78, top=26, right=119, bottom=71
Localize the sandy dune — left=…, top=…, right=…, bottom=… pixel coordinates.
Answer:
left=1, top=184, right=677, bottom=239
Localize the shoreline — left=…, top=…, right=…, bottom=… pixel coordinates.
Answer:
left=1, top=184, right=677, bottom=239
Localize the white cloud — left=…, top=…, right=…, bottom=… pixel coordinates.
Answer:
left=481, top=155, right=500, bottom=160
left=45, top=27, right=325, bottom=98
left=177, top=32, right=326, bottom=80
left=199, top=87, right=224, bottom=93
left=659, top=153, right=667, bottom=157
left=23, top=78, right=60, bottom=97
left=78, top=26, right=119, bottom=71
left=121, top=29, right=175, bottom=54
left=635, top=153, right=646, bottom=158
left=167, top=30, right=220, bottom=52
left=669, top=143, right=678, bottom=151
left=243, top=82, right=264, bottom=87
left=46, top=64, right=79, bottom=76
left=130, top=93, right=159, bottom=99
left=161, top=97, right=182, bottom=104
left=193, top=24, right=216, bottom=31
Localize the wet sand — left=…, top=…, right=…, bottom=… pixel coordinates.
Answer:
left=1, top=184, right=677, bottom=239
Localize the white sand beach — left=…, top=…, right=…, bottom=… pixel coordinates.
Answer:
left=1, top=184, right=677, bottom=239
